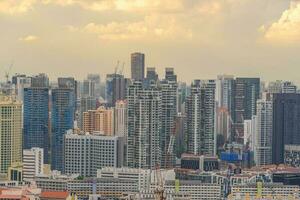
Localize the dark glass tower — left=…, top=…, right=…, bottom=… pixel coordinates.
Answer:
left=23, top=87, right=49, bottom=163
left=272, top=93, right=300, bottom=164
left=51, top=88, right=75, bottom=171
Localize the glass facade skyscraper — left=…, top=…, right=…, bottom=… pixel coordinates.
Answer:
left=23, top=87, right=49, bottom=163
left=51, top=88, right=75, bottom=171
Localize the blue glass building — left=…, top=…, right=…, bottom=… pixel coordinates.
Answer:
left=51, top=88, right=75, bottom=171
left=23, top=87, right=49, bottom=163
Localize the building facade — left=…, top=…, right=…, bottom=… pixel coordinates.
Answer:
left=185, top=80, right=216, bottom=156
left=0, top=95, right=22, bottom=176
left=23, top=87, right=49, bottom=163
left=51, top=88, right=75, bottom=171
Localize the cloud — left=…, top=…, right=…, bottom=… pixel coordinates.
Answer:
left=19, top=35, right=39, bottom=42
left=0, top=0, right=36, bottom=15
left=80, top=15, right=193, bottom=41
left=261, top=1, right=300, bottom=43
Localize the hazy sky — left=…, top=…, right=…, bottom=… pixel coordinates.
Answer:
left=1, top=0, right=300, bottom=83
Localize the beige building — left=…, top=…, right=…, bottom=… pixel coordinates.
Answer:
left=83, top=106, right=114, bottom=135
left=0, top=95, right=22, bottom=178
left=114, top=100, right=127, bottom=137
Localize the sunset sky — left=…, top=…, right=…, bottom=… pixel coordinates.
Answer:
left=1, top=0, right=300, bottom=82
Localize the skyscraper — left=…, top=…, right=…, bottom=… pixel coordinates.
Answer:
left=0, top=95, right=22, bottom=176
left=185, top=80, right=216, bottom=156
left=160, top=79, right=178, bottom=168
left=31, top=73, right=49, bottom=88
left=105, top=73, right=128, bottom=107
left=12, top=74, right=31, bottom=102
left=82, top=79, right=95, bottom=97
left=165, top=68, right=177, bottom=82
left=78, top=96, right=96, bottom=129
left=255, top=99, right=273, bottom=166
left=51, top=88, right=75, bottom=171
left=146, top=67, right=158, bottom=82
left=272, top=93, right=300, bottom=164
left=131, top=52, right=145, bottom=81
left=24, top=87, right=49, bottom=163
left=232, top=78, right=260, bottom=143
left=127, top=82, right=161, bottom=169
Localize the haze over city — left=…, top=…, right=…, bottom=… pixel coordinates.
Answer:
left=1, top=0, right=300, bottom=82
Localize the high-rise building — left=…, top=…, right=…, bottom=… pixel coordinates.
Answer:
left=127, top=82, right=161, bottom=169
left=63, top=129, right=124, bottom=177
left=23, top=87, right=49, bottom=163
left=131, top=52, right=145, bottom=81
left=282, top=81, right=297, bottom=94
left=254, top=99, right=273, bottom=166
left=105, top=73, right=127, bottom=107
left=31, top=73, right=49, bottom=88
left=160, top=79, right=178, bottom=168
left=83, top=106, right=114, bottom=135
left=11, top=74, right=31, bottom=102
left=272, top=93, right=300, bottom=164
left=216, top=75, right=235, bottom=142
left=185, top=80, right=216, bottom=156
left=87, top=74, right=101, bottom=97
left=232, top=78, right=260, bottom=143
left=165, top=68, right=177, bottom=82
left=23, top=147, right=44, bottom=180
left=82, top=79, right=95, bottom=97
left=146, top=67, right=158, bottom=82
left=78, top=96, right=97, bottom=129
left=114, top=100, right=127, bottom=137
left=51, top=88, right=75, bottom=171
left=0, top=95, right=22, bottom=176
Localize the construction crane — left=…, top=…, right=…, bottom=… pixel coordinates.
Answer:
left=154, top=165, right=166, bottom=200
left=4, top=62, right=13, bottom=83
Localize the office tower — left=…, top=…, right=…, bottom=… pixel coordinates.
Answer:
left=12, top=74, right=31, bottom=102
left=51, top=88, right=75, bottom=171
left=131, top=52, right=145, bottom=81
left=87, top=74, right=101, bottom=97
left=254, top=99, right=272, bottom=166
left=63, top=129, right=124, bottom=177
left=282, top=81, right=297, bottom=93
left=146, top=67, right=158, bottom=82
left=127, top=82, right=162, bottom=169
left=272, top=93, right=300, bottom=164
left=0, top=95, right=22, bottom=176
left=165, top=68, right=177, bottom=82
left=83, top=106, right=114, bottom=135
left=232, top=78, right=260, bottom=143
left=31, top=73, right=49, bottom=88
left=105, top=73, right=127, bottom=107
left=23, top=87, right=49, bottom=163
left=114, top=100, right=127, bottom=137
left=23, top=148, right=44, bottom=180
left=267, top=80, right=283, bottom=94
left=82, top=79, right=95, bottom=97
left=185, top=80, right=216, bottom=156
left=216, top=75, right=235, bottom=142
left=78, top=96, right=97, bottom=129
left=160, top=79, right=178, bottom=168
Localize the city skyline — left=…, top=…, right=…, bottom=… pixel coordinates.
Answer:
left=2, top=0, right=300, bottom=83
